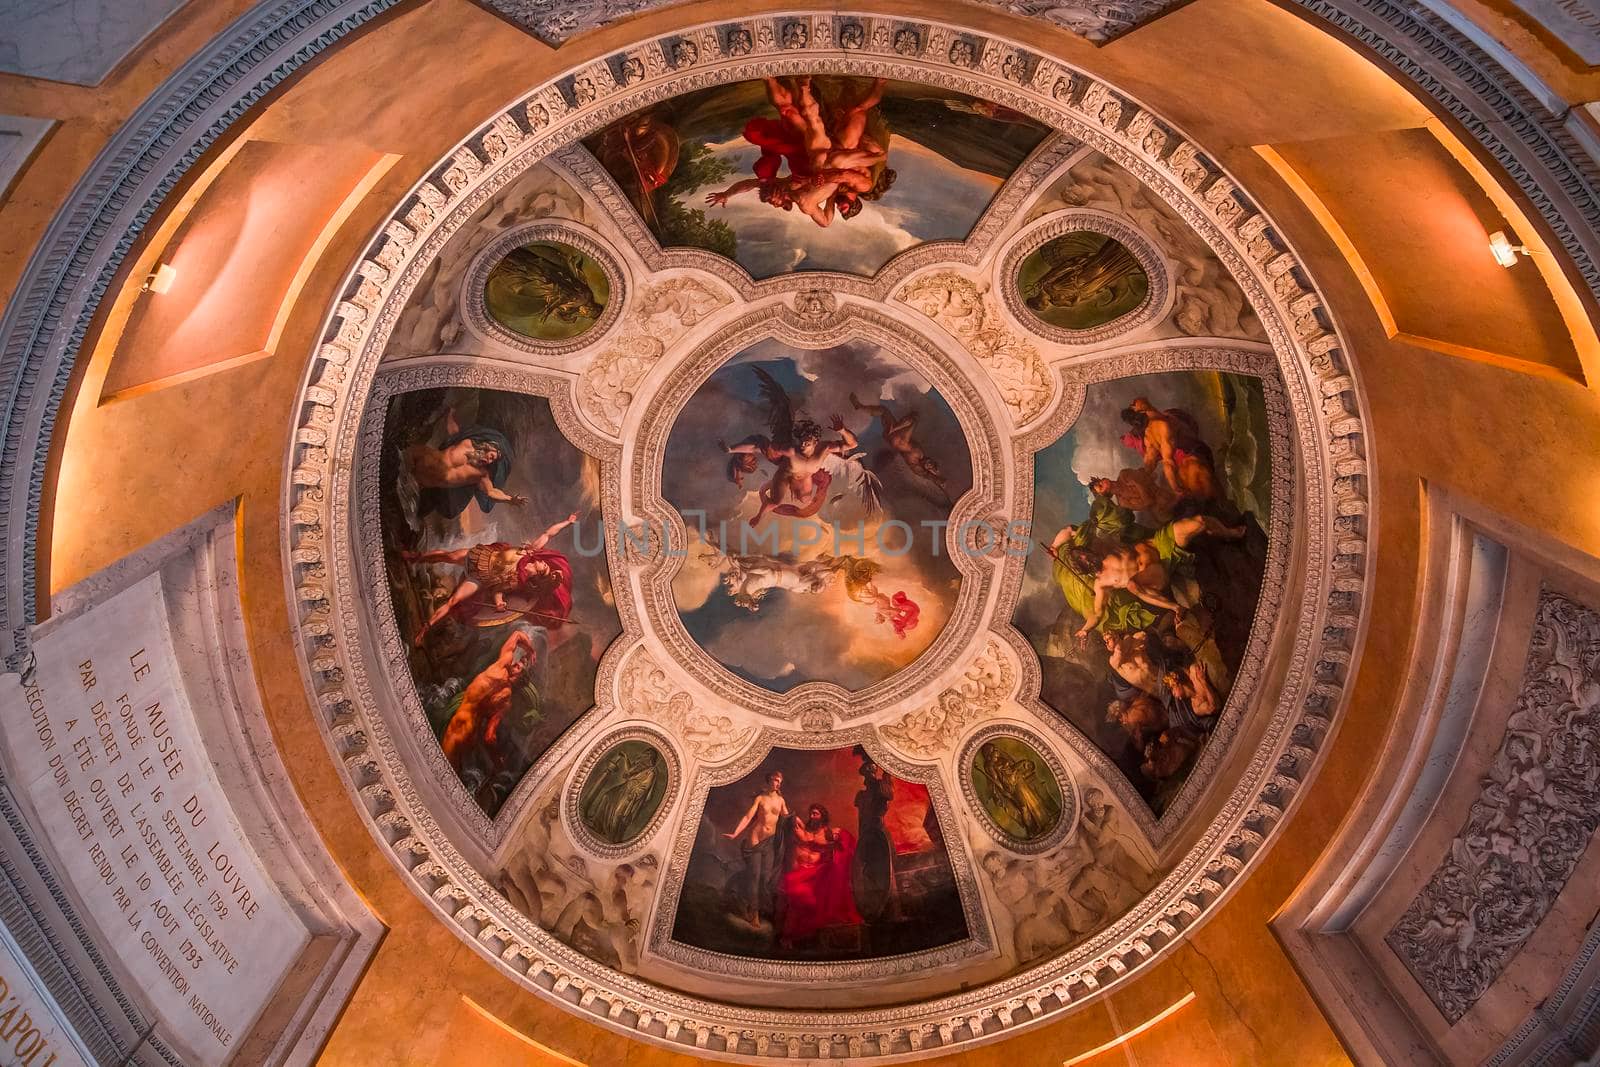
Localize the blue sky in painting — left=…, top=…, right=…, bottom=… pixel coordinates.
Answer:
left=661, top=338, right=973, bottom=691
left=690, top=137, right=1003, bottom=278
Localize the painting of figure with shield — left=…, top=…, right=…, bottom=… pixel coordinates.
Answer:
left=585, top=74, right=1050, bottom=279
left=1012, top=371, right=1272, bottom=815
left=671, top=745, right=969, bottom=962
left=378, top=387, right=623, bottom=816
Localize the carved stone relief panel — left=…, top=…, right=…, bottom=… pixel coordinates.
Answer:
left=1387, top=586, right=1600, bottom=1024
left=1276, top=488, right=1600, bottom=1067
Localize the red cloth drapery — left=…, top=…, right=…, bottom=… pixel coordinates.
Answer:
left=779, top=828, right=862, bottom=942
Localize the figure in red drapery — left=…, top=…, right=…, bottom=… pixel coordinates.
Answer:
left=778, top=804, right=862, bottom=948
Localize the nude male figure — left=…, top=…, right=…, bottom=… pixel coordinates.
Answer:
left=1102, top=630, right=1164, bottom=697
left=1123, top=397, right=1217, bottom=504
left=1075, top=514, right=1245, bottom=639
left=440, top=630, right=534, bottom=771
left=849, top=393, right=948, bottom=497
left=1164, top=660, right=1220, bottom=719
left=404, top=407, right=527, bottom=507
left=723, top=771, right=790, bottom=925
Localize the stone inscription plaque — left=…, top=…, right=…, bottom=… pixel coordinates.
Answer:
left=3, top=573, right=307, bottom=1064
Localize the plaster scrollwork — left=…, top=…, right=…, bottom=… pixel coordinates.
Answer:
left=479, top=0, right=667, bottom=46
left=969, top=0, right=1183, bottom=44
left=617, top=647, right=756, bottom=764
left=879, top=640, right=1016, bottom=761
left=1386, top=586, right=1600, bottom=1024
left=896, top=273, right=1054, bottom=428
left=789, top=288, right=838, bottom=324
left=576, top=276, right=728, bottom=438
left=281, top=18, right=1371, bottom=1059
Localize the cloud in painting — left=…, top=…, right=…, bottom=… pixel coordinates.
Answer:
left=661, top=339, right=973, bottom=692
left=688, top=138, right=1004, bottom=278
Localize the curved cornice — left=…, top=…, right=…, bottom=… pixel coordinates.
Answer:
left=0, top=0, right=403, bottom=669
left=277, top=16, right=1369, bottom=1058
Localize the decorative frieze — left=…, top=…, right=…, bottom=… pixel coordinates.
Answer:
left=1387, top=587, right=1600, bottom=1024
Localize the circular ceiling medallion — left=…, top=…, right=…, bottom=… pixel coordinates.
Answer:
left=285, top=16, right=1370, bottom=1060
left=960, top=724, right=1077, bottom=853
left=1018, top=233, right=1147, bottom=328
left=660, top=335, right=973, bottom=693
left=566, top=726, right=680, bottom=857
left=466, top=224, right=624, bottom=354
left=1000, top=211, right=1170, bottom=344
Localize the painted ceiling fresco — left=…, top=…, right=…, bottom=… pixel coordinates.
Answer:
left=584, top=75, right=1050, bottom=278
left=1017, top=231, right=1149, bottom=332
left=662, top=337, right=972, bottom=692
left=379, top=386, right=622, bottom=816
left=1014, top=371, right=1271, bottom=814
left=672, top=745, right=968, bottom=962
left=343, top=53, right=1313, bottom=1033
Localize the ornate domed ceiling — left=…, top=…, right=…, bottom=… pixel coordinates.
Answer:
left=283, top=14, right=1367, bottom=1060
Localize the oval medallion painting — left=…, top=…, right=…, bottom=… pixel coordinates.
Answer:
left=970, top=736, right=1064, bottom=843
left=578, top=740, right=670, bottom=845
left=1017, top=231, right=1149, bottom=332
left=485, top=240, right=610, bottom=341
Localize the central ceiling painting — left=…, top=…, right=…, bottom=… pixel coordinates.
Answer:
left=662, top=338, right=973, bottom=692
left=584, top=75, right=1050, bottom=278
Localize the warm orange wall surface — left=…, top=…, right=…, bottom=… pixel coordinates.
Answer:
left=9, top=0, right=1600, bottom=1063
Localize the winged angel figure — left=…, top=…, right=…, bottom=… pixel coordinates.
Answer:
left=718, top=366, right=883, bottom=526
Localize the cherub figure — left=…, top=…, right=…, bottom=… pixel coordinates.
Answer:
left=819, top=554, right=921, bottom=638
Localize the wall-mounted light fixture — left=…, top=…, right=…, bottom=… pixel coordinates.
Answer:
left=142, top=262, right=177, bottom=294
left=1488, top=230, right=1535, bottom=268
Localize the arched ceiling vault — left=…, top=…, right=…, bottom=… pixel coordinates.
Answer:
left=3, top=0, right=1599, bottom=1064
